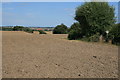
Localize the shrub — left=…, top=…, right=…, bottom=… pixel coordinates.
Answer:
left=13, top=26, right=24, bottom=31
left=109, top=23, right=120, bottom=45
left=80, top=33, right=100, bottom=42
left=68, top=22, right=80, bottom=32
left=39, top=30, right=46, bottom=34
left=88, top=33, right=100, bottom=42
left=53, top=24, right=68, bottom=34
left=26, top=29, right=33, bottom=33
left=68, top=30, right=82, bottom=40
left=68, top=22, right=82, bottom=40
left=2, top=27, right=13, bottom=31
left=81, top=37, right=90, bottom=42
left=23, top=27, right=33, bottom=33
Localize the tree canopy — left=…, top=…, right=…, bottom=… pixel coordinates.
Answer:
left=109, top=23, right=120, bottom=45
left=75, top=2, right=115, bottom=37
left=68, top=22, right=82, bottom=40
left=13, top=26, right=24, bottom=31
left=53, top=24, right=68, bottom=34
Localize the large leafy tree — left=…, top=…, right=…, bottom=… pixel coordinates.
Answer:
left=75, top=2, right=115, bottom=37
left=53, top=24, right=68, bottom=34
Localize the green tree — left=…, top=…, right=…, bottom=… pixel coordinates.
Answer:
left=2, top=27, right=13, bottom=31
left=68, top=22, right=80, bottom=32
left=68, top=22, right=82, bottom=40
left=53, top=24, right=68, bottom=34
left=75, top=2, right=115, bottom=37
left=108, top=23, right=120, bottom=45
left=39, top=30, right=46, bottom=34
left=13, top=26, right=33, bottom=33
left=23, top=27, right=33, bottom=33
left=13, top=26, right=24, bottom=31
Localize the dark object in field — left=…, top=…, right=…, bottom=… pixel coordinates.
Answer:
left=93, top=56, right=97, bottom=58
left=78, top=74, right=81, bottom=76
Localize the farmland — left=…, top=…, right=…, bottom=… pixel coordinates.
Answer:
left=2, top=31, right=118, bottom=78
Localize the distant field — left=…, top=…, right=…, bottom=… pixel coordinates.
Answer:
left=2, top=31, right=118, bottom=78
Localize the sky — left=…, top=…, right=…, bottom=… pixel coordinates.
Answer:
left=2, top=2, right=119, bottom=27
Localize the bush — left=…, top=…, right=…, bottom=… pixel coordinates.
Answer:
left=68, top=22, right=82, bottom=40
left=88, top=33, right=100, bottom=42
left=13, top=26, right=24, bottom=31
left=26, top=29, right=33, bottom=33
left=23, top=27, right=33, bottom=33
left=109, top=23, right=120, bottom=45
left=68, top=30, right=82, bottom=40
left=68, top=22, right=80, bottom=32
left=80, top=33, right=100, bottom=42
left=39, top=30, right=46, bottom=34
left=2, top=27, right=13, bottom=31
left=81, top=37, right=90, bottom=42
left=53, top=24, right=68, bottom=34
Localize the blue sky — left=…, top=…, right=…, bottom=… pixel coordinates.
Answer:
left=2, top=2, right=118, bottom=27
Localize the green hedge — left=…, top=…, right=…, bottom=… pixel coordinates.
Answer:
left=13, top=26, right=24, bottom=31
left=23, top=27, right=33, bottom=33
left=38, top=30, right=46, bottom=34
left=1, top=27, right=13, bottom=31
left=13, top=26, right=33, bottom=33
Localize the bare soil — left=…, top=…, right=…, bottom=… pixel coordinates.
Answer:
left=2, top=31, right=118, bottom=78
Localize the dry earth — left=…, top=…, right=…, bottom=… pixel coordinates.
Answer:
left=2, top=31, right=118, bottom=78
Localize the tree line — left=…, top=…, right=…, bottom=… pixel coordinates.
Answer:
left=2, top=26, right=46, bottom=34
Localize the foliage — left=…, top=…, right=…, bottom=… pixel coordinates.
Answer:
left=68, top=22, right=83, bottom=40
left=13, top=26, right=33, bottom=33
left=108, top=23, right=120, bottom=45
left=67, top=2, right=119, bottom=45
left=75, top=2, right=115, bottom=37
left=1, top=27, right=13, bottom=31
left=80, top=33, right=100, bottom=42
left=23, top=27, right=33, bottom=33
left=12, top=26, right=46, bottom=34
left=88, top=33, right=100, bottom=42
left=44, top=29, right=49, bottom=31
left=53, top=24, right=68, bottom=34
left=68, top=22, right=80, bottom=32
left=68, top=29, right=81, bottom=40
left=13, top=26, right=24, bottom=31
left=39, top=30, right=46, bottom=34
